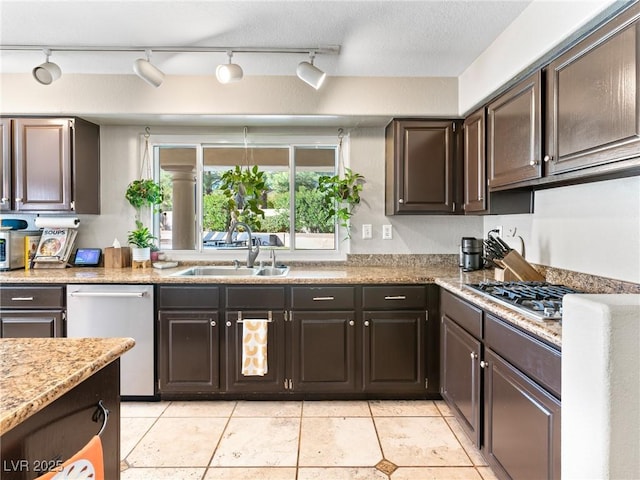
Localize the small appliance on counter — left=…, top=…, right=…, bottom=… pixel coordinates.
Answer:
left=460, top=237, right=483, bottom=271
left=0, top=229, right=41, bottom=270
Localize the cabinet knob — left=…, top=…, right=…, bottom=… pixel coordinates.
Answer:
left=544, top=154, right=554, bottom=163
left=529, top=159, right=540, bottom=166
left=470, top=352, right=478, bottom=360
left=364, top=320, right=370, bottom=327
left=226, top=321, right=231, bottom=327
left=349, top=320, right=355, bottom=327
left=0, top=197, right=8, bottom=203
left=210, top=320, right=216, bottom=327
left=398, top=198, right=404, bottom=204
left=480, top=360, right=488, bottom=369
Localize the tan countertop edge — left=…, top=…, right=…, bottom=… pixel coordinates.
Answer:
left=435, top=277, right=562, bottom=348
left=0, top=337, right=135, bottom=436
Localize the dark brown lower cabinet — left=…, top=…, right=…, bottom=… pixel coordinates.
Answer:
left=0, top=310, right=64, bottom=337
left=483, top=349, right=561, bottom=480
left=440, top=316, right=482, bottom=447
left=224, top=310, right=287, bottom=393
left=290, top=311, right=357, bottom=392
left=158, top=311, right=220, bottom=393
left=363, top=311, right=426, bottom=394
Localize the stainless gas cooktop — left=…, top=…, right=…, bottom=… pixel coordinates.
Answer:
left=464, top=281, right=583, bottom=322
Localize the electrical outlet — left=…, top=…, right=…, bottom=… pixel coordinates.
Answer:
left=362, top=224, right=372, bottom=239
left=382, top=224, right=393, bottom=240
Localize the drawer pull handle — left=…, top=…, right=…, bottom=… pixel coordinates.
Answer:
left=11, top=296, right=34, bottom=301
left=384, top=295, right=406, bottom=300
left=312, top=296, right=334, bottom=301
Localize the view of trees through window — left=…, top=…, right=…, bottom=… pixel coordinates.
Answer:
left=156, top=142, right=338, bottom=251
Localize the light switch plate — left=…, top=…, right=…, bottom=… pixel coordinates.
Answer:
left=382, top=224, right=393, bottom=240
left=362, top=224, right=372, bottom=239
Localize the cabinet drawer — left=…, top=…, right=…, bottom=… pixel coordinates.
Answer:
left=0, top=286, right=64, bottom=309
left=291, top=286, right=355, bottom=310
left=362, top=285, right=426, bottom=309
left=158, top=285, right=219, bottom=309
left=485, top=313, right=561, bottom=398
left=226, top=286, right=285, bottom=309
left=440, top=290, right=482, bottom=339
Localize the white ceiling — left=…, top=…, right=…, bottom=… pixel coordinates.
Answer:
left=0, top=0, right=532, bottom=78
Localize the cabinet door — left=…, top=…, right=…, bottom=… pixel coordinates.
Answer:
left=546, top=3, right=640, bottom=174
left=385, top=119, right=459, bottom=214
left=0, top=118, right=10, bottom=211
left=488, top=72, right=542, bottom=189
left=440, top=316, right=482, bottom=447
left=225, top=310, right=286, bottom=393
left=463, top=108, right=487, bottom=213
left=12, top=118, right=72, bottom=211
left=290, top=311, right=357, bottom=392
left=158, top=311, right=220, bottom=393
left=483, top=349, right=561, bottom=480
left=0, top=310, right=63, bottom=338
left=362, top=311, right=426, bottom=394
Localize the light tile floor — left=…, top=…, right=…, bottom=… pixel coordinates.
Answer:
left=120, top=400, right=499, bottom=480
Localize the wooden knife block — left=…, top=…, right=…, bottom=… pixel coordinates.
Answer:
left=500, top=250, right=545, bottom=282
left=104, top=247, right=131, bottom=268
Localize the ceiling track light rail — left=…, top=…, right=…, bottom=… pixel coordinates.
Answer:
left=2, top=44, right=339, bottom=88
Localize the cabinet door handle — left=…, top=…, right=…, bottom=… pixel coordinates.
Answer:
left=11, top=296, right=34, bottom=301
left=210, top=320, right=216, bottom=327
left=312, top=296, right=334, bottom=301
left=349, top=320, right=355, bottom=327
left=1, top=197, right=8, bottom=203
left=384, top=295, right=406, bottom=301
left=226, top=321, right=231, bottom=327
left=480, top=360, right=488, bottom=369
left=543, top=155, right=554, bottom=163
left=529, top=159, right=540, bottom=166
left=470, top=352, right=478, bottom=360
left=364, top=320, right=370, bottom=327
left=398, top=198, right=404, bottom=204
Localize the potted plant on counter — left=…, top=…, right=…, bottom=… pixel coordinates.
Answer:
left=127, top=220, right=157, bottom=265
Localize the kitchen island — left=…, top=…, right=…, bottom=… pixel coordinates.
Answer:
left=0, top=337, right=134, bottom=480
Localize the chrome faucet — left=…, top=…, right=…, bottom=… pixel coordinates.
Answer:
left=226, top=221, right=260, bottom=267
left=269, top=249, right=277, bottom=268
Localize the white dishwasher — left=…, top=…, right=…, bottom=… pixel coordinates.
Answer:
left=67, top=284, right=155, bottom=398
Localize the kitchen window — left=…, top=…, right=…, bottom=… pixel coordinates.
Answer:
left=151, top=131, right=343, bottom=256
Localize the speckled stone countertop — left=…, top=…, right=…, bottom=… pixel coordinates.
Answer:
left=0, top=337, right=135, bottom=435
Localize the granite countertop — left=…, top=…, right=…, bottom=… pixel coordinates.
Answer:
left=0, top=264, right=461, bottom=285
left=0, top=337, right=135, bottom=436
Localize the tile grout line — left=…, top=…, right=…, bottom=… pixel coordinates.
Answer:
left=200, top=401, right=239, bottom=480
left=368, top=401, right=392, bottom=480
left=295, top=401, right=305, bottom=480
left=121, top=400, right=172, bottom=470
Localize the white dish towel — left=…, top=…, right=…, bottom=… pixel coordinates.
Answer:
left=241, top=319, right=269, bottom=376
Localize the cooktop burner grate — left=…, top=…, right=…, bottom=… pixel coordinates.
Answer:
left=464, top=281, right=583, bottom=321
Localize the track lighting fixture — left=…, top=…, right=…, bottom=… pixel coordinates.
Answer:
left=216, top=51, right=243, bottom=84
left=32, top=49, right=61, bottom=85
left=133, top=49, right=165, bottom=87
left=296, top=52, right=326, bottom=90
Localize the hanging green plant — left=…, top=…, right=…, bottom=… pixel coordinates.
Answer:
left=125, top=179, right=163, bottom=211
left=220, top=164, right=268, bottom=230
left=318, top=167, right=365, bottom=238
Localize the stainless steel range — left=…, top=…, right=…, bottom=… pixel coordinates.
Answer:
left=465, top=281, right=583, bottom=321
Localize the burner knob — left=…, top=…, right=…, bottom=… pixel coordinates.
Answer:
left=543, top=307, right=557, bottom=317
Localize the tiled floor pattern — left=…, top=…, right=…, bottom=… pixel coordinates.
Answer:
left=120, top=400, right=499, bottom=480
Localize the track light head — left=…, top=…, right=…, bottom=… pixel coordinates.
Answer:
left=133, top=49, right=164, bottom=87
left=216, top=51, right=243, bottom=84
left=297, top=52, right=326, bottom=89
left=32, top=49, right=61, bottom=85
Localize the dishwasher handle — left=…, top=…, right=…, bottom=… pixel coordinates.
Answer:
left=68, top=291, right=147, bottom=298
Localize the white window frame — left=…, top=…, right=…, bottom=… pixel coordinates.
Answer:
left=147, top=130, right=350, bottom=262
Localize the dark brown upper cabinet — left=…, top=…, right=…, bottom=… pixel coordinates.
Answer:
left=487, top=71, right=543, bottom=190
left=385, top=119, right=461, bottom=214
left=462, top=108, right=487, bottom=213
left=1, top=117, right=100, bottom=213
left=545, top=3, right=640, bottom=175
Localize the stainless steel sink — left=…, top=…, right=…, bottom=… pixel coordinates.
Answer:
left=255, top=266, right=290, bottom=277
left=171, top=265, right=289, bottom=277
